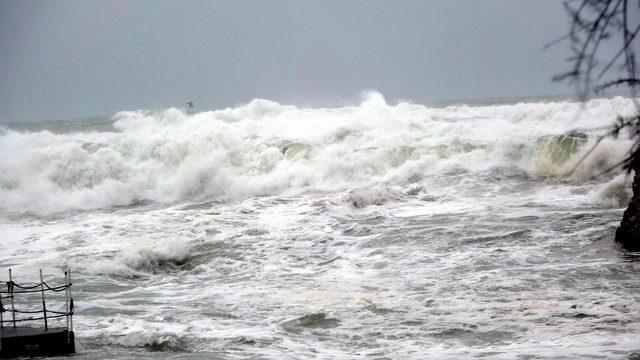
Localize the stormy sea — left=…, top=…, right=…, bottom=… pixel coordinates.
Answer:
left=1, top=93, right=639, bottom=359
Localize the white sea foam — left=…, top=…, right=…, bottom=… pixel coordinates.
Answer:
left=2, top=94, right=640, bottom=359
left=590, top=173, right=634, bottom=208
left=80, top=240, right=191, bottom=277
left=0, top=94, right=636, bottom=215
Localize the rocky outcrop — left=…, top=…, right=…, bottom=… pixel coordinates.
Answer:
left=616, top=161, right=640, bottom=250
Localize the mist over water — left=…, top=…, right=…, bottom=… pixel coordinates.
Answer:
left=1, top=94, right=639, bottom=358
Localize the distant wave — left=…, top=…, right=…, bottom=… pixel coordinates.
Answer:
left=0, top=92, right=636, bottom=214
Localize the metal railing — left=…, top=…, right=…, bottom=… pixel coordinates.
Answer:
left=0, top=269, right=74, bottom=333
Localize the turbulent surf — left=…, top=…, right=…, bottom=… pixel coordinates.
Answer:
left=1, top=93, right=639, bottom=359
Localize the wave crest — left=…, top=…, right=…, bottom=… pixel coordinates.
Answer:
left=0, top=93, right=636, bottom=214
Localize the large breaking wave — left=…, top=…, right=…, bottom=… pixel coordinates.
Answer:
left=0, top=92, right=637, bottom=214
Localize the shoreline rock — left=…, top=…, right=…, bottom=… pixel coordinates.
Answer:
left=615, top=162, right=640, bottom=250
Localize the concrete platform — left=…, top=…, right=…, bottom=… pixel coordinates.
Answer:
left=0, top=327, right=75, bottom=358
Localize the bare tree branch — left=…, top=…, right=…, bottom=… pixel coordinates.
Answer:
left=552, top=0, right=640, bottom=174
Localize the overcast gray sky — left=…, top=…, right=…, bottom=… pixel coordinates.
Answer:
left=0, top=0, right=573, bottom=123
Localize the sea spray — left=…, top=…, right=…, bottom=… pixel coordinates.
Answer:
left=2, top=95, right=640, bottom=358
left=0, top=94, right=637, bottom=215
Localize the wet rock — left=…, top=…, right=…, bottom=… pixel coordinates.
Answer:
left=615, top=165, right=640, bottom=251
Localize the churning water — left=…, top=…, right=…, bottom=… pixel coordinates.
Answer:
left=1, top=93, right=639, bottom=359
